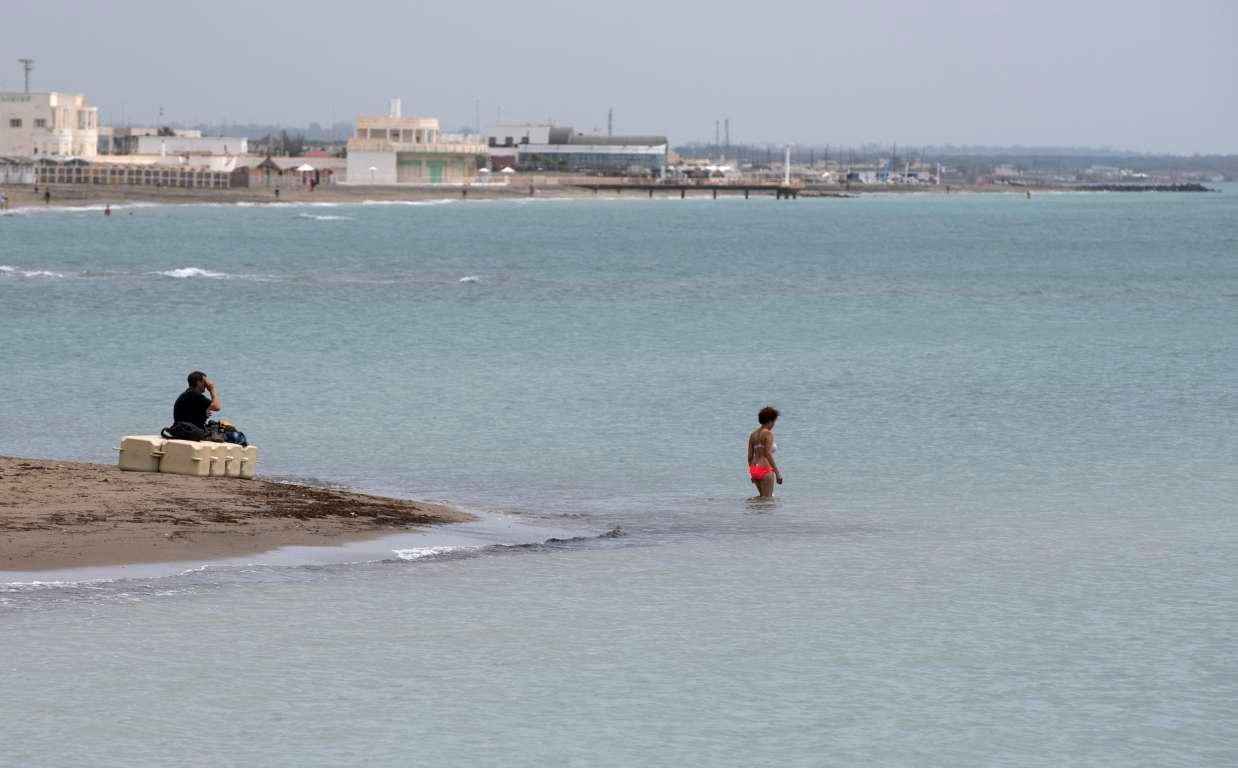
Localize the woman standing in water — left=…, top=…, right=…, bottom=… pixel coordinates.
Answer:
left=747, top=406, right=783, bottom=497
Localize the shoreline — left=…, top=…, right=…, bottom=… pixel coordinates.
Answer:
left=0, top=182, right=596, bottom=211
left=3, top=179, right=1207, bottom=213
left=0, top=456, right=473, bottom=572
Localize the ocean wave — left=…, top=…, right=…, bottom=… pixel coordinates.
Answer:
left=296, top=213, right=353, bottom=221
left=0, top=202, right=163, bottom=217
left=458, top=275, right=481, bottom=283
left=389, top=527, right=623, bottom=563
left=360, top=199, right=455, bottom=206
left=155, top=267, right=231, bottom=279
left=391, top=545, right=474, bottom=561
left=0, top=265, right=66, bottom=279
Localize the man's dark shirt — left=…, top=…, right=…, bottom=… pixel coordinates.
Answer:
left=173, top=388, right=210, bottom=429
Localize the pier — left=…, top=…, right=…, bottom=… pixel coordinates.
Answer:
left=575, top=183, right=824, bottom=200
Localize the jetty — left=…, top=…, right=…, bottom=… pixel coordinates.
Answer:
left=574, top=183, right=837, bottom=200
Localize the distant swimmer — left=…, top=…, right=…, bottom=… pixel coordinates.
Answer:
left=1026, top=190, right=1032, bottom=199
left=104, top=204, right=111, bottom=216
left=747, top=406, right=783, bottom=497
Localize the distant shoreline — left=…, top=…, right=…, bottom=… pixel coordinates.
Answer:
left=0, top=456, right=472, bottom=571
left=1, top=180, right=1215, bottom=212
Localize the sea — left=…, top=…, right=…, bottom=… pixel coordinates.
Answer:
left=1, top=189, right=1236, bottom=766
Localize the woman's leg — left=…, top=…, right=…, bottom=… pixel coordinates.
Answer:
left=756, top=473, right=775, bottom=497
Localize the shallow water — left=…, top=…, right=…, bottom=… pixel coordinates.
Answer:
left=2, top=190, right=1237, bottom=765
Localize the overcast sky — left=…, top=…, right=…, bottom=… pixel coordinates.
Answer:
left=2, top=0, right=1234, bottom=153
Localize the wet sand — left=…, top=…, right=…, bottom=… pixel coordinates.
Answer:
left=0, top=456, right=472, bottom=571
left=0, top=182, right=590, bottom=210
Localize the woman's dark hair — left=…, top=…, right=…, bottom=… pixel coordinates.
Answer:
left=758, top=406, right=780, bottom=425
left=187, top=370, right=207, bottom=388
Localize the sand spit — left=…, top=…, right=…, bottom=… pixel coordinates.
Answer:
left=0, top=456, right=472, bottom=571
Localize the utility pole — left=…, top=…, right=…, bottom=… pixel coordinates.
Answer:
left=18, top=58, right=34, bottom=93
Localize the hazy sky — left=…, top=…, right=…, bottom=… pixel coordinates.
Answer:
left=2, top=0, right=1234, bottom=153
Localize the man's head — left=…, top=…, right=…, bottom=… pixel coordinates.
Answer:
left=187, top=370, right=208, bottom=392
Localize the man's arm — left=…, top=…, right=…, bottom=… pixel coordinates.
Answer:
left=205, top=378, right=221, bottom=413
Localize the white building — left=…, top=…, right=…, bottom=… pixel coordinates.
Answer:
left=135, top=135, right=248, bottom=156
left=0, top=91, right=99, bottom=158
left=345, top=100, right=487, bottom=184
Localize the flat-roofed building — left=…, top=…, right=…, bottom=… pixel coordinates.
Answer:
left=135, top=135, right=248, bottom=156
left=345, top=102, right=487, bottom=184
left=485, top=123, right=667, bottom=176
left=0, top=91, right=99, bottom=158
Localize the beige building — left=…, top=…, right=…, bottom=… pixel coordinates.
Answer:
left=345, top=100, right=487, bottom=184
left=0, top=92, right=99, bottom=158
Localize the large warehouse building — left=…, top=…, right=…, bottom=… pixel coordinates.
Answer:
left=486, top=123, right=667, bottom=176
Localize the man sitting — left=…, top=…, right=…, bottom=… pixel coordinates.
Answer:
left=164, top=371, right=221, bottom=441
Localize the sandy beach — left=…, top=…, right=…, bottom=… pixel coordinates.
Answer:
left=0, top=179, right=1035, bottom=213
left=0, top=180, right=596, bottom=211
left=0, top=456, right=472, bottom=571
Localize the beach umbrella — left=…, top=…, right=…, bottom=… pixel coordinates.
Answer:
left=295, top=164, right=315, bottom=172
left=478, top=167, right=491, bottom=173
left=499, top=166, right=515, bottom=174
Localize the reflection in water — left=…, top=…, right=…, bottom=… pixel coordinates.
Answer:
left=744, top=496, right=782, bottom=513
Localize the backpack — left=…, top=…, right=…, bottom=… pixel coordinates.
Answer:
left=162, top=421, right=207, bottom=441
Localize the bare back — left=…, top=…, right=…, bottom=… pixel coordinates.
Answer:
left=748, top=427, right=774, bottom=468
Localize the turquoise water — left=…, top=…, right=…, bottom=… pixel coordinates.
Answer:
left=2, top=191, right=1237, bottom=765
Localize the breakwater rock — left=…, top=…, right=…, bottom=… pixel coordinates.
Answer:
left=1080, top=183, right=1215, bottom=192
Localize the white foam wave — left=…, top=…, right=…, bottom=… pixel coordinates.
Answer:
left=391, top=545, right=472, bottom=561
left=156, top=267, right=230, bottom=279
left=458, top=275, right=481, bottom=283
left=236, top=201, right=341, bottom=209
left=0, top=265, right=66, bottom=278
left=296, top=213, right=352, bottom=221
left=0, top=201, right=165, bottom=217
left=360, top=199, right=455, bottom=206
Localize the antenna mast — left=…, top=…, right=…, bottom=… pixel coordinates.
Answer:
left=18, top=58, right=34, bottom=93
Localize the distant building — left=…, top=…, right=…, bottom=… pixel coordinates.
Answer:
left=993, top=164, right=1023, bottom=180
left=100, top=126, right=159, bottom=155
left=0, top=91, right=99, bottom=158
left=485, top=123, right=667, bottom=176
left=0, top=156, right=36, bottom=184
left=345, top=100, right=487, bottom=184
left=31, top=156, right=233, bottom=189
left=98, top=128, right=241, bottom=156
left=232, top=156, right=345, bottom=188
left=135, top=135, right=248, bottom=156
